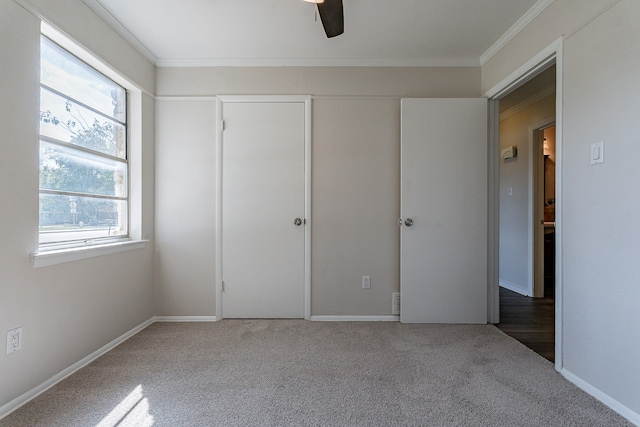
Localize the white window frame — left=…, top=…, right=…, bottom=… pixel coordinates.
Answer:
left=32, top=22, right=146, bottom=267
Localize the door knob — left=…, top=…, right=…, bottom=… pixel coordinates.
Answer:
left=294, top=218, right=302, bottom=226
left=404, top=218, right=414, bottom=227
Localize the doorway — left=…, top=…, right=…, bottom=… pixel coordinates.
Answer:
left=215, top=96, right=312, bottom=319
left=494, top=65, right=557, bottom=362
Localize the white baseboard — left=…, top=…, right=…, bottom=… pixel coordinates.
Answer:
left=499, top=280, right=531, bottom=296
left=561, top=368, right=640, bottom=425
left=0, top=317, right=154, bottom=421
left=310, top=315, right=400, bottom=322
left=154, top=316, right=217, bottom=322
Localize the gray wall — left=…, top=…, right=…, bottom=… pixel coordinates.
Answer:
left=484, top=0, right=640, bottom=417
left=562, top=0, right=640, bottom=415
left=154, top=67, right=481, bottom=317
left=154, top=99, right=217, bottom=315
left=0, top=0, right=155, bottom=410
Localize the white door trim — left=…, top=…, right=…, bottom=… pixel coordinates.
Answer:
left=215, top=95, right=312, bottom=320
left=530, top=119, right=555, bottom=299
left=484, top=37, right=564, bottom=371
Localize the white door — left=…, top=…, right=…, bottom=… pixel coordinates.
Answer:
left=400, top=98, right=488, bottom=323
left=220, top=100, right=306, bottom=318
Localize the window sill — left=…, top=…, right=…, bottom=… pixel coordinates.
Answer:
left=31, top=240, right=148, bottom=268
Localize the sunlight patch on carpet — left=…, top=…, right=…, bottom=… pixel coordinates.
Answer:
left=96, top=385, right=154, bottom=427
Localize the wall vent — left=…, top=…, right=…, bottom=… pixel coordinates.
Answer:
left=392, top=292, right=401, bottom=315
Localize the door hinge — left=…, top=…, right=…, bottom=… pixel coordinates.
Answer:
left=222, top=280, right=225, bottom=292
left=221, top=120, right=225, bottom=131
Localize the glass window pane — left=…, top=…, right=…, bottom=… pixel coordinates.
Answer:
left=40, top=36, right=126, bottom=122
left=39, top=35, right=129, bottom=248
left=40, top=88, right=126, bottom=159
left=39, top=194, right=127, bottom=243
left=40, top=141, right=127, bottom=197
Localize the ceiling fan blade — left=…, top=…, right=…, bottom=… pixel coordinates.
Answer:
left=317, top=0, right=344, bottom=38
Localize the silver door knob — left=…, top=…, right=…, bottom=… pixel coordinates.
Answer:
left=294, top=218, right=302, bottom=226
left=404, top=218, right=414, bottom=227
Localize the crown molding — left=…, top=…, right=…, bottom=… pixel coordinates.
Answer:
left=480, top=0, right=554, bottom=66
left=155, top=57, right=480, bottom=68
left=81, top=0, right=157, bottom=65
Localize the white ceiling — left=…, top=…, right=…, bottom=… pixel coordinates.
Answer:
left=84, top=0, right=550, bottom=67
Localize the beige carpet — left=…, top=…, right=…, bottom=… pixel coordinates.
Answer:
left=0, top=321, right=632, bottom=426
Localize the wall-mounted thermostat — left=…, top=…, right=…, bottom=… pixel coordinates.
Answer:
left=501, top=146, right=517, bottom=160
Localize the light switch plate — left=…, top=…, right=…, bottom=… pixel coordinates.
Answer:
left=362, top=276, right=371, bottom=289
left=591, top=142, right=604, bottom=165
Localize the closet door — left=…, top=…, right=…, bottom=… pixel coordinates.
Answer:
left=220, top=99, right=307, bottom=318
left=401, top=98, right=487, bottom=323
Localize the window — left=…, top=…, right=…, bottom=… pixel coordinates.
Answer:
left=39, top=36, right=129, bottom=250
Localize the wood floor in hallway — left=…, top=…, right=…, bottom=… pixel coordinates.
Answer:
left=496, top=287, right=555, bottom=362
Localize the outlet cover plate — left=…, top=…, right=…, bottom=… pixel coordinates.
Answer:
left=7, top=327, right=22, bottom=354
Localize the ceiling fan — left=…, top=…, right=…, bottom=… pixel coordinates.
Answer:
left=304, top=0, right=344, bottom=38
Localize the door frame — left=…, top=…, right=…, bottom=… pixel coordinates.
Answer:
left=484, top=37, right=564, bottom=371
left=531, top=120, right=555, bottom=299
left=215, top=95, right=312, bottom=320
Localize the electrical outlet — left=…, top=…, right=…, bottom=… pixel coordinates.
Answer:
left=6, top=327, right=22, bottom=354
left=362, top=276, right=371, bottom=289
